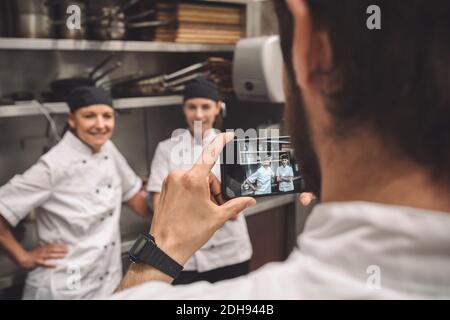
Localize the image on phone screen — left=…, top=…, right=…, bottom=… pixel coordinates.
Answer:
left=221, top=135, right=305, bottom=199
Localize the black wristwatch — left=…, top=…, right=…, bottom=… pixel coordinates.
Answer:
left=129, top=233, right=183, bottom=279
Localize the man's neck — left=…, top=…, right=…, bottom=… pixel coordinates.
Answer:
left=319, top=135, right=450, bottom=213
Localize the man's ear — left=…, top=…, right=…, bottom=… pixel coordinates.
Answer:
left=287, top=0, right=332, bottom=91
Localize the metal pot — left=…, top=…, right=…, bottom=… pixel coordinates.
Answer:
left=91, top=6, right=126, bottom=40
left=13, top=0, right=53, bottom=38
left=15, top=13, right=53, bottom=38
left=88, top=0, right=157, bottom=41
left=47, top=54, right=122, bottom=101
left=15, top=0, right=49, bottom=14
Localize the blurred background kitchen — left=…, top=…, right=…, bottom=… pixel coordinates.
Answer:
left=0, top=0, right=313, bottom=299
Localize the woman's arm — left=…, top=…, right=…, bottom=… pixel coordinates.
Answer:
left=0, top=215, right=68, bottom=269
left=244, top=180, right=257, bottom=191
left=127, top=190, right=152, bottom=221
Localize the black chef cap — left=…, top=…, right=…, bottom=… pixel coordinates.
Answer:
left=67, top=86, right=113, bottom=113
left=183, top=77, right=221, bottom=102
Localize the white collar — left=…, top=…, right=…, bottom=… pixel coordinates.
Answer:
left=301, top=201, right=450, bottom=294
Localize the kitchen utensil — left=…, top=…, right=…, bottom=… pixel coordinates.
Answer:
left=15, top=0, right=48, bottom=14
left=13, top=0, right=54, bottom=38
left=14, top=13, right=53, bottom=38
left=88, top=53, right=117, bottom=80
left=92, top=5, right=126, bottom=40
left=125, top=10, right=155, bottom=23
left=48, top=54, right=122, bottom=100
left=88, top=0, right=161, bottom=40
left=118, top=0, right=142, bottom=14
left=110, top=57, right=232, bottom=98
left=99, top=70, right=145, bottom=89
left=92, top=61, right=123, bottom=83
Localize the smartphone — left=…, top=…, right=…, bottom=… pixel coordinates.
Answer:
left=221, top=135, right=305, bottom=199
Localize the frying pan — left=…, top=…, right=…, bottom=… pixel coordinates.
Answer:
left=48, top=54, right=122, bottom=100
left=111, top=58, right=232, bottom=98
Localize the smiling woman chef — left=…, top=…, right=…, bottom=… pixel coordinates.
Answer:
left=0, top=86, right=149, bottom=299
left=147, top=77, right=253, bottom=285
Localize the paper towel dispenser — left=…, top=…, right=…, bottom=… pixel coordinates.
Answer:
left=232, top=35, right=285, bottom=103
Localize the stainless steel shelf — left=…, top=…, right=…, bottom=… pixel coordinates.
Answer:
left=0, top=96, right=183, bottom=118
left=0, top=38, right=235, bottom=52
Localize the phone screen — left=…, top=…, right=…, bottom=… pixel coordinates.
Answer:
left=221, top=135, right=305, bottom=199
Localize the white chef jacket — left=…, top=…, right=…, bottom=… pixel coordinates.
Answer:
left=0, top=131, right=142, bottom=300
left=247, top=166, right=274, bottom=195
left=147, top=129, right=252, bottom=272
left=276, top=165, right=294, bottom=192
left=112, top=202, right=450, bottom=299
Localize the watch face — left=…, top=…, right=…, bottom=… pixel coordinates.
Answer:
left=131, top=236, right=148, bottom=257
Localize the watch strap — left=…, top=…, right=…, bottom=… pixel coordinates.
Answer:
left=135, top=234, right=183, bottom=279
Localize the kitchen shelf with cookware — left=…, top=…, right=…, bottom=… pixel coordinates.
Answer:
left=0, top=0, right=249, bottom=47
left=0, top=56, right=234, bottom=118
left=0, top=0, right=246, bottom=118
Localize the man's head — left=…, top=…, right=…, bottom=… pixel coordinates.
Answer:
left=281, top=155, right=289, bottom=167
left=67, top=86, right=115, bottom=152
left=183, top=77, right=222, bottom=136
left=262, top=156, right=271, bottom=168
left=275, top=0, right=450, bottom=199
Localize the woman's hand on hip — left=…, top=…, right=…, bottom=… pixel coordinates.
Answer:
left=19, top=243, right=68, bottom=270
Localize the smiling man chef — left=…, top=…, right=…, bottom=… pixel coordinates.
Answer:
left=114, top=0, right=450, bottom=299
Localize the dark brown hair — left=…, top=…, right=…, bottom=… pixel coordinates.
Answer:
left=275, top=0, right=450, bottom=184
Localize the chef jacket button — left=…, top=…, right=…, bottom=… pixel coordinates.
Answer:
left=105, top=271, right=109, bottom=276
left=96, top=189, right=100, bottom=194
left=100, top=217, right=104, bottom=221
left=99, top=276, right=104, bottom=281
left=109, top=211, right=113, bottom=216
left=82, top=160, right=87, bottom=164
left=104, top=245, right=108, bottom=249
left=111, top=241, right=115, bottom=246
left=104, top=156, right=109, bottom=160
